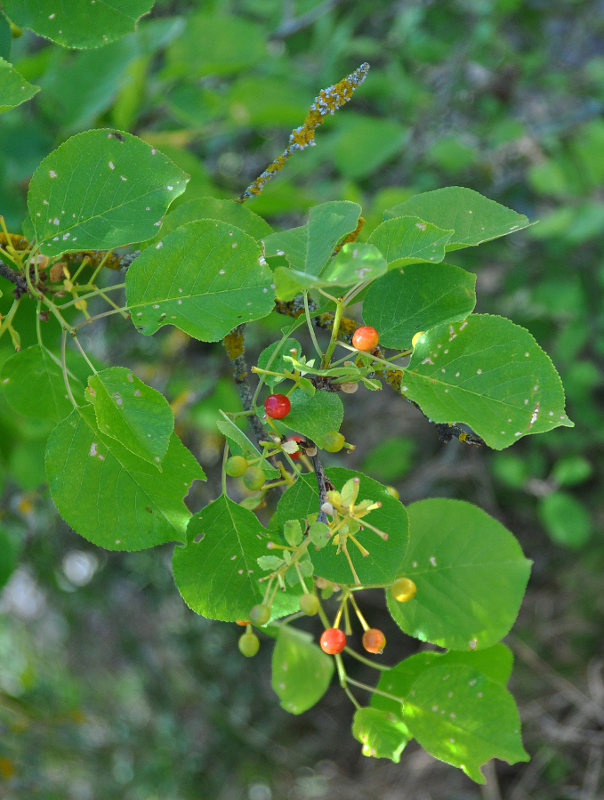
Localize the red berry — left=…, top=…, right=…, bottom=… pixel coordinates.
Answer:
left=264, top=393, right=291, bottom=419
left=286, top=435, right=304, bottom=460
left=352, top=325, right=379, bottom=352
left=362, top=628, right=386, bottom=654
left=320, top=627, right=346, bottom=655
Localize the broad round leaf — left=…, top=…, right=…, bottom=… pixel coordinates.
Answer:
left=0, top=56, right=39, bottom=112
left=367, top=216, right=453, bottom=267
left=1, top=344, right=83, bottom=422
left=28, top=129, right=188, bottom=256
left=271, top=626, right=334, bottom=715
left=126, top=219, right=275, bottom=341
left=352, top=707, right=410, bottom=763
left=158, top=197, right=272, bottom=242
left=263, top=201, right=362, bottom=276
left=403, top=664, right=529, bottom=783
left=372, top=645, right=514, bottom=717
left=400, top=314, right=573, bottom=449
left=172, top=495, right=269, bottom=621
left=281, top=388, right=344, bottom=444
left=387, top=499, right=531, bottom=650
left=3, top=0, right=154, bottom=49
left=363, top=262, right=476, bottom=349
left=45, top=406, right=204, bottom=551
left=273, top=243, right=387, bottom=301
left=86, top=367, right=174, bottom=468
left=385, top=187, right=531, bottom=251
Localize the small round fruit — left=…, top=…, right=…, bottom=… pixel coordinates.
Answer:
left=362, top=628, right=386, bottom=654
left=322, top=431, right=345, bottom=453
left=264, top=393, right=291, bottom=419
left=385, top=485, right=400, bottom=500
left=339, top=381, right=359, bottom=394
left=320, top=627, right=346, bottom=655
left=352, top=325, right=379, bottom=352
left=249, top=603, right=271, bottom=625
left=225, top=455, right=248, bottom=477
left=238, top=632, right=260, bottom=657
left=243, top=466, right=266, bottom=491
left=390, top=577, right=417, bottom=603
left=411, top=331, right=425, bottom=349
left=299, top=593, right=320, bottom=616
left=286, top=435, right=304, bottom=460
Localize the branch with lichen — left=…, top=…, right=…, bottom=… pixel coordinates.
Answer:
left=237, top=62, right=370, bottom=202
left=223, top=325, right=269, bottom=449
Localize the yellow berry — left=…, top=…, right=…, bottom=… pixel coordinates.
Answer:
left=390, top=577, right=417, bottom=603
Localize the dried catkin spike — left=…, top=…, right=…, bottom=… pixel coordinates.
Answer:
left=238, top=63, right=370, bottom=202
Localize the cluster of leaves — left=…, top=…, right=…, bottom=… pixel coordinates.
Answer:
left=0, top=0, right=590, bottom=790
left=0, top=105, right=574, bottom=778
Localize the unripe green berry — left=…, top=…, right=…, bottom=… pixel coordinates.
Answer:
left=243, top=465, right=266, bottom=491
left=238, top=632, right=260, bottom=657
left=249, top=603, right=271, bottom=625
left=299, top=593, right=319, bottom=616
left=322, top=431, right=345, bottom=453
left=225, top=455, right=249, bottom=477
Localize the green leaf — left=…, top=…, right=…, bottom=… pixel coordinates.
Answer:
left=271, top=626, right=334, bottom=714
left=400, top=314, right=573, bottom=449
left=385, top=187, right=531, bottom=251
left=372, top=645, right=514, bottom=717
left=264, top=201, right=361, bottom=277
left=330, top=114, right=408, bottom=179
left=257, top=338, right=301, bottom=390
left=550, top=455, right=592, bottom=487
left=86, top=367, right=173, bottom=468
left=367, top=216, right=453, bottom=267
left=352, top=707, right=410, bottom=762
left=281, top=388, right=343, bottom=444
left=158, top=197, right=272, bottom=242
left=215, top=411, right=280, bottom=480
left=362, top=263, right=476, bottom=349
left=0, top=56, right=39, bottom=113
left=272, top=243, right=387, bottom=301
left=387, top=499, right=531, bottom=650
left=45, top=406, right=204, bottom=551
left=0, top=14, right=11, bottom=60
left=538, top=491, right=591, bottom=548
left=28, top=129, right=187, bottom=257
left=403, top=664, right=529, bottom=783
left=0, top=526, right=21, bottom=589
left=164, top=12, right=266, bottom=78
left=171, top=494, right=269, bottom=621
left=1, top=344, right=83, bottom=422
left=271, top=469, right=408, bottom=586
left=3, top=0, right=154, bottom=49
left=126, top=219, right=274, bottom=341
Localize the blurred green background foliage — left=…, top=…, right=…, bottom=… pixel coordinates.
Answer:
left=0, top=1, right=602, bottom=798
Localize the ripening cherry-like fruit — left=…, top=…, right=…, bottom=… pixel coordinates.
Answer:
left=352, top=325, right=379, bottom=352
left=320, top=627, right=347, bottom=654
left=362, top=628, right=386, bottom=654
left=299, top=593, right=320, bottom=616
left=243, top=465, right=266, bottom=491
left=235, top=619, right=250, bottom=626
left=264, top=393, right=291, bottom=419
left=390, top=577, right=417, bottom=603
left=411, top=331, right=425, bottom=349
left=225, top=455, right=249, bottom=477
left=238, top=631, right=260, bottom=657
left=249, top=603, right=271, bottom=625
left=321, top=431, right=345, bottom=453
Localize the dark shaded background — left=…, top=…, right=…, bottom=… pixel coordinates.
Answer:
left=1, top=1, right=603, bottom=797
